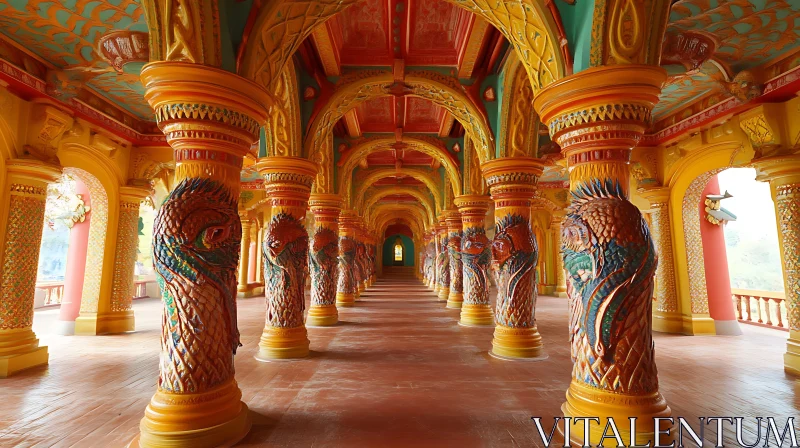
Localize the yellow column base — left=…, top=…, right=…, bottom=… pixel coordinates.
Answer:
left=132, top=379, right=251, bottom=448
left=75, top=310, right=135, bottom=335
left=336, top=292, right=356, bottom=307
left=433, top=284, right=441, bottom=294
left=306, top=304, right=339, bottom=327
left=446, top=291, right=463, bottom=309
left=0, top=328, right=49, bottom=377
left=489, top=325, right=545, bottom=360
left=255, top=325, right=310, bottom=361
left=437, top=286, right=449, bottom=302
left=561, top=380, right=671, bottom=447
left=784, top=331, right=800, bottom=376
left=680, top=314, right=716, bottom=335
left=458, top=303, right=494, bottom=327
left=652, top=310, right=683, bottom=334
left=555, top=286, right=567, bottom=298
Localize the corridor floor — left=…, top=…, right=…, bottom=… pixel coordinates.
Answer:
left=1, top=271, right=797, bottom=447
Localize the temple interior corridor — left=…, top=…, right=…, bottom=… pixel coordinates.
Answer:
left=2, top=270, right=795, bottom=447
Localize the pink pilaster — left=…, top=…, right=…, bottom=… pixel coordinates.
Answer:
left=57, top=179, right=91, bottom=335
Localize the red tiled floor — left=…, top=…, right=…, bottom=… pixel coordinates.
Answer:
left=0, top=269, right=796, bottom=447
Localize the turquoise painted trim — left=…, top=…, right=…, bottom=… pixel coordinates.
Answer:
left=555, top=0, right=594, bottom=73
left=382, top=234, right=415, bottom=266
left=480, top=74, right=500, bottom=158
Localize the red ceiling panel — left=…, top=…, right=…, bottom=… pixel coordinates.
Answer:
left=406, top=0, right=472, bottom=66
left=404, top=97, right=443, bottom=133
left=337, top=0, right=392, bottom=66
left=357, top=97, right=396, bottom=133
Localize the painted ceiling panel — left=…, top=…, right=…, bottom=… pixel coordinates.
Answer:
left=406, top=0, right=471, bottom=66
left=0, top=0, right=152, bottom=120
left=338, top=0, right=392, bottom=66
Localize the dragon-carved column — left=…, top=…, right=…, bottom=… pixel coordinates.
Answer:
left=336, top=211, right=359, bottom=307
left=754, top=155, right=800, bottom=376
left=429, top=229, right=439, bottom=291
left=307, top=194, right=342, bottom=327
left=136, top=62, right=270, bottom=447
left=445, top=210, right=464, bottom=309
left=534, top=65, right=670, bottom=446
left=0, top=160, right=61, bottom=378
left=454, top=195, right=494, bottom=327
left=436, top=216, right=450, bottom=302
left=255, top=157, right=317, bottom=360
left=481, top=158, right=545, bottom=360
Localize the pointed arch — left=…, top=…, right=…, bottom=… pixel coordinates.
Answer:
left=338, top=136, right=461, bottom=198
left=303, top=71, right=494, bottom=164
left=360, top=186, right=437, bottom=227
left=346, top=167, right=444, bottom=212
left=239, top=0, right=564, bottom=95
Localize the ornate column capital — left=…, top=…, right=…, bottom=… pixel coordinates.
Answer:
left=754, top=154, right=800, bottom=187
left=637, top=186, right=671, bottom=207
left=119, top=186, right=151, bottom=205
left=480, top=157, right=544, bottom=200
left=309, top=193, right=342, bottom=213
left=533, top=65, right=665, bottom=159
left=141, top=62, right=271, bottom=190
left=534, top=65, right=666, bottom=195
left=6, top=159, right=62, bottom=188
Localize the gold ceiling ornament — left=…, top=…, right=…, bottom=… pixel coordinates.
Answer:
left=97, top=31, right=149, bottom=73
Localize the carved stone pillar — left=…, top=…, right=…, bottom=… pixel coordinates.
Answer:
left=307, top=194, right=342, bottom=327
left=255, top=222, right=264, bottom=285
left=639, top=187, right=681, bottom=333
left=454, top=195, right=494, bottom=326
left=107, top=186, right=151, bottom=332
left=336, top=211, right=358, bottom=307
left=481, top=158, right=544, bottom=360
left=354, top=224, right=366, bottom=296
left=550, top=212, right=568, bottom=298
left=0, top=160, right=60, bottom=377
left=236, top=217, right=253, bottom=297
left=436, top=217, right=450, bottom=302
left=136, top=62, right=269, bottom=447
left=445, top=210, right=464, bottom=308
left=754, top=155, right=800, bottom=376
left=534, top=65, right=670, bottom=446
left=255, top=157, right=316, bottom=360
left=430, top=229, right=439, bottom=291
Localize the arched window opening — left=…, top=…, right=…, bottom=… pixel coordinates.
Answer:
left=394, top=237, right=404, bottom=263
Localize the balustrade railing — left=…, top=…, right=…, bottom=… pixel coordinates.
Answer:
left=732, top=288, right=788, bottom=332
left=36, top=281, right=65, bottom=307
left=35, top=277, right=158, bottom=309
